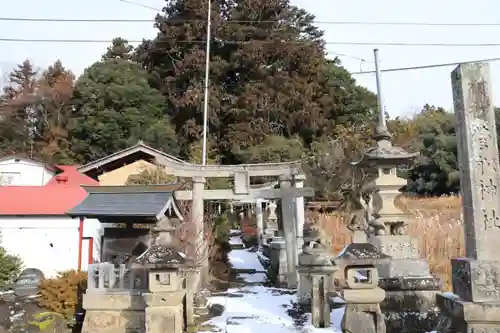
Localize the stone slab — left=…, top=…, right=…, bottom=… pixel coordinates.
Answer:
left=436, top=293, right=500, bottom=332
left=145, top=305, right=183, bottom=333
left=452, top=258, right=500, bottom=302
left=82, top=310, right=145, bottom=333
left=382, top=290, right=439, bottom=312
left=370, top=235, right=420, bottom=259
left=83, top=293, right=145, bottom=311
left=376, top=258, right=431, bottom=278
left=378, top=276, right=441, bottom=291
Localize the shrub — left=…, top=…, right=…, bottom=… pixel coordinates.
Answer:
left=37, top=270, right=87, bottom=321
left=212, top=213, right=230, bottom=246
left=0, top=233, right=23, bottom=290
left=28, top=312, right=67, bottom=332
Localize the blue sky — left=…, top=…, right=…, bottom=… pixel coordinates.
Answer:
left=2, top=0, right=500, bottom=117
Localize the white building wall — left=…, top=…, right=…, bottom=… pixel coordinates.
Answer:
left=0, top=216, right=101, bottom=278
left=0, top=158, right=54, bottom=186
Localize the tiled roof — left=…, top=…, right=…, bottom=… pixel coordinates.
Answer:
left=67, top=186, right=179, bottom=222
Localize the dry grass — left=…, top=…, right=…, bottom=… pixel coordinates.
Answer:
left=312, top=195, right=464, bottom=290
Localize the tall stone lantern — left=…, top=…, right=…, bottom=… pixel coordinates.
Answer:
left=353, top=108, right=441, bottom=332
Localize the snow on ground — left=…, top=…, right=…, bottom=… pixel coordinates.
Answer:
left=198, top=247, right=345, bottom=332
left=228, top=248, right=266, bottom=272
left=229, top=235, right=244, bottom=246
left=199, top=246, right=439, bottom=333
left=204, top=285, right=345, bottom=333
left=229, top=229, right=242, bottom=236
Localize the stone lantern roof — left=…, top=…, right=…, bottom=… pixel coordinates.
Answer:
left=135, top=244, right=196, bottom=269
left=335, top=242, right=391, bottom=267
left=353, top=112, right=418, bottom=168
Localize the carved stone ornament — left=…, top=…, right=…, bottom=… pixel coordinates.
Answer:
left=307, top=224, right=332, bottom=247
left=347, top=209, right=369, bottom=234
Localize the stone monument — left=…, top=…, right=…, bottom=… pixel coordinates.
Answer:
left=10, top=268, right=45, bottom=298
left=436, top=63, right=500, bottom=332
left=336, top=209, right=391, bottom=333
left=296, top=228, right=337, bottom=327
left=354, top=79, right=440, bottom=332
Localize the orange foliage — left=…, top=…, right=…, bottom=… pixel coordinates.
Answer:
left=37, top=270, right=87, bottom=320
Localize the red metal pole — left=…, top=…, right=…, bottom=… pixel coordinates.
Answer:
left=88, top=237, right=94, bottom=265
left=77, top=217, right=84, bottom=271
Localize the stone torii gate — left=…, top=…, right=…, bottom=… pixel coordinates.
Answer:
left=175, top=175, right=313, bottom=288
left=77, top=143, right=314, bottom=288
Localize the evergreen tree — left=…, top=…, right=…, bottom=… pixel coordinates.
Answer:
left=0, top=60, right=38, bottom=156
left=102, top=38, right=134, bottom=61
left=137, top=0, right=375, bottom=162
left=69, top=58, right=179, bottom=163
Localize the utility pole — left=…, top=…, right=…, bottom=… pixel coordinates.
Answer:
left=201, top=0, right=212, bottom=165
left=373, top=48, right=386, bottom=127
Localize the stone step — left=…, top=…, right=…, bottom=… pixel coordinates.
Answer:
left=230, top=268, right=267, bottom=274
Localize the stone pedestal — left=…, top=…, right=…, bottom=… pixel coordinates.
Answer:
left=144, top=292, right=184, bottom=333
left=436, top=259, right=500, bottom=332
left=269, top=238, right=287, bottom=286
left=436, top=292, right=500, bottom=332
left=296, top=240, right=336, bottom=328
left=82, top=294, right=146, bottom=333
left=370, top=235, right=441, bottom=333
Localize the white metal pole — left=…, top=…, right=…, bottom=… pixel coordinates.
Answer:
left=201, top=0, right=212, bottom=165
left=373, top=48, right=386, bottom=128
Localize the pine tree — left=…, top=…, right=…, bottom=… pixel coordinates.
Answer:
left=102, top=38, right=134, bottom=61
left=0, top=60, right=39, bottom=156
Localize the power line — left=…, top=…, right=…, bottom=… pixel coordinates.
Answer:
left=2, top=37, right=500, bottom=48
left=4, top=16, right=500, bottom=27
left=351, top=57, right=500, bottom=75
left=117, top=0, right=161, bottom=12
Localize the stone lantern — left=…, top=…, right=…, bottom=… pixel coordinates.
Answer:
left=336, top=211, right=391, bottom=333
left=297, top=238, right=336, bottom=328
left=352, top=66, right=441, bottom=332
left=136, top=244, right=198, bottom=333
left=352, top=118, right=418, bottom=237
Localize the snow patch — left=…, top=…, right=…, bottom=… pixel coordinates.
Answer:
left=229, top=235, right=244, bottom=246
left=228, top=249, right=265, bottom=272
left=202, top=285, right=345, bottom=333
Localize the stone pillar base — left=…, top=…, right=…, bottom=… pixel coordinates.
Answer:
left=81, top=293, right=145, bottom=333
left=436, top=293, right=500, bottom=333
left=269, top=238, right=287, bottom=286
left=145, top=305, right=183, bottom=333
left=379, top=277, right=441, bottom=333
